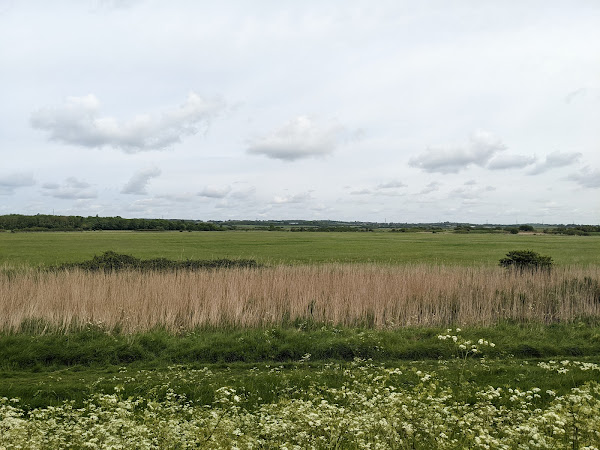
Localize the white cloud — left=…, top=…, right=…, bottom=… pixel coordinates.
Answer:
left=121, top=167, right=161, bottom=194
left=197, top=185, right=231, bottom=199
left=450, top=185, right=496, bottom=200
left=247, top=116, right=344, bottom=161
left=568, top=167, right=600, bottom=188
left=155, top=193, right=196, bottom=203
left=377, top=180, right=407, bottom=189
left=31, top=93, right=223, bottom=153
left=229, top=186, right=257, bottom=200
left=418, top=182, right=441, bottom=195
left=487, top=154, right=536, bottom=170
left=409, top=131, right=507, bottom=174
left=565, top=87, right=588, bottom=104
left=528, top=151, right=582, bottom=175
left=271, top=192, right=312, bottom=204
left=0, top=173, right=35, bottom=195
left=92, top=0, right=140, bottom=11
left=350, top=188, right=372, bottom=196
left=42, top=177, right=97, bottom=199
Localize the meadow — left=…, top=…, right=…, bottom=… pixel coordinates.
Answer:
left=1, top=229, right=599, bottom=266
left=1, top=231, right=600, bottom=448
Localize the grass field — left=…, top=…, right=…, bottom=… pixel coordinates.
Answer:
left=1, top=230, right=599, bottom=266
left=2, top=231, right=600, bottom=448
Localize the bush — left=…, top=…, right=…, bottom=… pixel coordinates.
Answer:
left=53, top=251, right=260, bottom=272
left=518, top=225, right=534, bottom=232
left=499, top=250, right=553, bottom=272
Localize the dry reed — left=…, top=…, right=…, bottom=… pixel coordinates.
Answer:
left=1, top=264, right=599, bottom=333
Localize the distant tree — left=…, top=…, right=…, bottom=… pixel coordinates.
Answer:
left=499, top=250, right=553, bottom=272
left=518, top=225, right=534, bottom=232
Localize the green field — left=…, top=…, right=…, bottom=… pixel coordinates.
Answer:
left=1, top=230, right=599, bottom=266
left=2, top=231, right=600, bottom=448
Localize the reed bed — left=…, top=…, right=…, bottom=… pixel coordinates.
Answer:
left=1, top=264, right=599, bottom=333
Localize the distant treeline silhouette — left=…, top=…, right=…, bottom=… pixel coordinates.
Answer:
left=0, top=214, right=222, bottom=232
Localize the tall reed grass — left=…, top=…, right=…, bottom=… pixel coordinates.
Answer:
left=1, top=265, right=599, bottom=333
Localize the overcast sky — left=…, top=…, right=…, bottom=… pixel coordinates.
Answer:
left=1, top=1, right=599, bottom=223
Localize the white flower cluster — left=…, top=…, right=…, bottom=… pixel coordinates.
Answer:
left=437, top=328, right=495, bottom=357
left=538, top=360, right=600, bottom=374
left=2, top=362, right=600, bottom=449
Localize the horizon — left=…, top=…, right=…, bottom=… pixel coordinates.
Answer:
left=1, top=212, right=597, bottom=227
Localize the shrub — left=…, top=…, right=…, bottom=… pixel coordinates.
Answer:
left=54, top=251, right=260, bottom=273
left=518, top=225, right=534, bottom=232
left=499, top=250, right=553, bottom=272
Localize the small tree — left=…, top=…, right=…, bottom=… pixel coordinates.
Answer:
left=518, top=224, right=535, bottom=232
left=499, top=250, right=553, bottom=272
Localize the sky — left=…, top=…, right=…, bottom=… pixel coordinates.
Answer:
left=1, top=0, right=599, bottom=224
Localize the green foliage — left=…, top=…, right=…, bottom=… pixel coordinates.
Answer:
left=499, top=250, right=553, bottom=272
left=518, top=224, right=535, bottom=232
left=53, top=251, right=259, bottom=272
left=1, top=230, right=599, bottom=267
left=3, top=323, right=600, bottom=371
left=0, top=214, right=223, bottom=232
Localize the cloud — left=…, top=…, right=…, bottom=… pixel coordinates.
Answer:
left=409, top=131, right=506, bottom=174
left=229, top=186, right=256, bottom=200
left=121, top=167, right=161, bottom=194
left=92, top=0, right=140, bottom=11
left=42, top=177, right=97, bottom=199
left=450, top=185, right=496, bottom=200
left=528, top=151, right=582, bottom=175
left=247, top=116, right=344, bottom=161
left=271, top=192, right=312, bottom=204
left=568, top=167, right=600, bottom=188
left=487, top=154, right=536, bottom=170
left=212, top=186, right=258, bottom=210
left=565, top=87, right=588, bottom=104
left=377, top=180, right=407, bottom=189
left=31, top=93, right=223, bottom=153
left=197, top=185, right=231, bottom=199
left=418, top=182, right=441, bottom=195
left=350, top=188, right=374, bottom=196
left=155, top=193, right=196, bottom=203
left=0, top=173, right=35, bottom=195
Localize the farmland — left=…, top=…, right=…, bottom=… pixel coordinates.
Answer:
left=1, top=230, right=599, bottom=266
left=1, top=231, right=600, bottom=448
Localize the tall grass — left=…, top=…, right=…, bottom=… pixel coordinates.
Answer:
left=1, top=264, right=599, bottom=333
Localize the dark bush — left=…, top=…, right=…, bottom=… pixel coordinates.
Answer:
left=499, top=250, right=553, bottom=272
left=54, top=251, right=260, bottom=273
left=518, top=225, right=535, bottom=232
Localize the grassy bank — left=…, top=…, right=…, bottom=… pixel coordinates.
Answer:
left=2, top=323, right=600, bottom=372
left=1, top=324, right=599, bottom=413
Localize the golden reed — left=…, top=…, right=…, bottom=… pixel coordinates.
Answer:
left=1, top=265, right=599, bottom=333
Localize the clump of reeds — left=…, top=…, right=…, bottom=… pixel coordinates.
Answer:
left=1, top=264, right=599, bottom=333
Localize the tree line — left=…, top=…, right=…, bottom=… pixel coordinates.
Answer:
left=0, top=214, right=223, bottom=232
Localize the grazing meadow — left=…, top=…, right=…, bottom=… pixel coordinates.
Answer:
left=1, top=231, right=600, bottom=448
left=1, top=230, right=599, bottom=266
